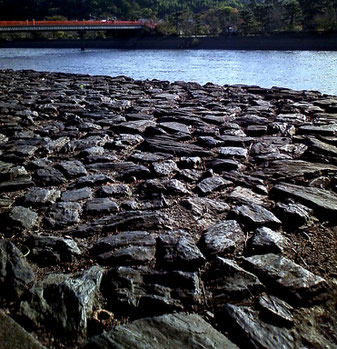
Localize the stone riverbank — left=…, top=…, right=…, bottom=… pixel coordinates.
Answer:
left=0, top=69, right=336, bottom=348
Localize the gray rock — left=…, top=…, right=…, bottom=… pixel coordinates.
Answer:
left=223, top=304, right=296, bottom=349
left=157, top=230, right=206, bottom=270
left=258, top=294, right=294, bottom=327
left=152, top=160, right=179, bottom=176
left=159, top=121, right=191, bottom=134
left=91, top=231, right=156, bottom=265
left=58, top=160, right=87, bottom=178
left=61, top=187, right=93, bottom=202
left=200, top=220, right=245, bottom=256
left=247, top=227, right=286, bottom=255
left=84, top=312, right=239, bottom=349
left=74, top=174, right=113, bottom=188
left=35, top=167, right=67, bottom=185
left=204, top=257, right=264, bottom=302
left=272, top=182, right=337, bottom=222
left=0, top=240, right=35, bottom=300
left=7, top=206, right=38, bottom=231
left=85, top=198, right=119, bottom=215
left=242, top=254, right=327, bottom=304
left=229, top=203, right=282, bottom=229
left=229, top=186, right=267, bottom=206
left=275, top=201, right=313, bottom=228
left=99, top=183, right=132, bottom=197
left=218, top=146, right=248, bottom=159
left=24, top=187, right=61, bottom=205
left=19, top=266, right=103, bottom=340
left=45, top=202, right=81, bottom=228
left=29, top=234, right=81, bottom=266
left=195, top=176, right=232, bottom=196
left=0, top=310, right=46, bottom=349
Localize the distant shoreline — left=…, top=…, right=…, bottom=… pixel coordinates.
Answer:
left=1, top=32, right=337, bottom=51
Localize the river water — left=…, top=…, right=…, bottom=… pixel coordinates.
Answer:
left=0, top=48, right=336, bottom=95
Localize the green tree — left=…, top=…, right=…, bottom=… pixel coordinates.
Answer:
left=282, top=0, right=303, bottom=30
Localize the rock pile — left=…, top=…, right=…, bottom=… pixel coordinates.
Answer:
left=0, top=69, right=336, bottom=348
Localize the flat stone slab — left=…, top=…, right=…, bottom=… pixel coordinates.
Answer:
left=84, top=312, right=239, bottom=349
left=242, top=253, right=327, bottom=303
left=195, top=176, right=232, bottom=196
left=272, top=182, right=337, bottom=221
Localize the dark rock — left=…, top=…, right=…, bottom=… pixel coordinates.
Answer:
left=98, top=183, right=132, bottom=197
left=45, top=202, right=81, bottom=228
left=275, top=201, right=313, bottom=228
left=73, top=174, right=112, bottom=188
left=206, top=158, right=242, bottom=172
left=61, top=187, right=93, bottom=202
left=257, top=294, right=294, bottom=327
left=112, top=120, right=156, bottom=134
left=24, top=187, right=61, bottom=205
left=28, top=234, right=81, bottom=266
left=0, top=310, right=46, bottom=349
left=222, top=304, right=296, bottom=349
left=204, top=257, right=264, bottom=302
left=247, top=227, right=286, bottom=255
left=112, top=162, right=151, bottom=181
left=158, top=121, right=191, bottom=134
left=84, top=312, right=239, bottom=349
left=58, top=160, right=87, bottom=178
left=229, top=203, right=282, bottom=229
left=272, top=182, right=337, bottom=221
left=129, top=151, right=172, bottom=163
left=242, top=254, right=327, bottom=304
left=181, top=197, right=229, bottom=217
left=19, top=266, right=103, bottom=340
left=6, top=206, right=38, bottom=231
left=91, top=231, right=156, bottom=265
left=85, top=198, right=119, bottom=215
left=195, top=175, right=232, bottom=196
left=145, top=136, right=212, bottom=157
left=156, top=230, right=206, bottom=271
left=199, top=220, right=245, bottom=257
left=0, top=240, right=35, bottom=300
left=228, top=186, right=267, bottom=206
left=35, top=167, right=67, bottom=186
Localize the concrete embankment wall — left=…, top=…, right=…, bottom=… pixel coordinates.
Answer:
left=1, top=32, right=337, bottom=50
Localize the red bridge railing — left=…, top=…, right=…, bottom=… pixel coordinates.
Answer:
left=0, top=20, right=155, bottom=28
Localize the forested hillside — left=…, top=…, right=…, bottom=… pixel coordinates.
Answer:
left=0, top=0, right=336, bottom=34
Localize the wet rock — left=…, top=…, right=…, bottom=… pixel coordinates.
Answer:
left=272, top=182, right=337, bottom=221
left=199, top=220, right=245, bottom=257
left=204, top=257, right=264, bottom=302
left=0, top=240, right=35, bottom=300
left=6, top=206, right=38, bottom=231
left=247, top=227, right=286, bottom=255
left=195, top=175, right=232, bottom=196
left=84, top=312, right=239, bottom=349
left=45, top=202, right=81, bottom=228
left=229, top=203, right=282, bottom=229
left=242, top=254, right=327, bottom=304
left=222, top=304, right=296, bottom=349
left=24, top=187, right=61, bottom=205
left=61, top=187, right=93, bottom=202
left=28, top=234, right=81, bottom=266
left=85, top=198, right=119, bottom=215
left=257, top=294, right=294, bottom=327
left=156, top=230, right=206, bottom=271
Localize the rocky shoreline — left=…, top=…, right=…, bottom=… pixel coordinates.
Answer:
left=0, top=69, right=336, bottom=348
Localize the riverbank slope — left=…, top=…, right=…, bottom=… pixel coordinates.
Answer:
left=0, top=69, right=336, bottom=348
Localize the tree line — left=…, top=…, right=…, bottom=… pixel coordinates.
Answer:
left=0, top=0, right=336, bottom=35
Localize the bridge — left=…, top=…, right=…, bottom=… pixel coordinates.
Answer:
left=0, top=20, right=153, bottom=32
left=0, top=20, right=155, bottom=50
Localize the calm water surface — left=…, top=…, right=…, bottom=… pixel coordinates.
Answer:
left=0, top=48, right=336, bottom=95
